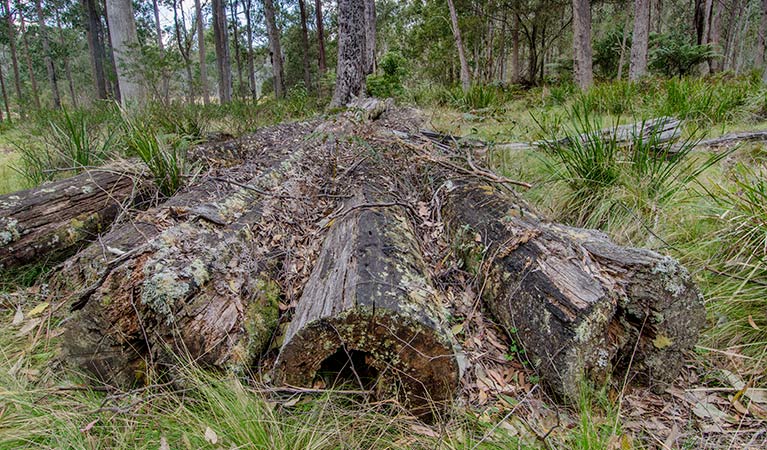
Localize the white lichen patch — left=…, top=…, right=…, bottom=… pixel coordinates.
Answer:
left=184, top=258, right=210, bottom=287
left=141, top=267, right=189, bottom=324
left=1, top=218, right=20, bottom=244
left=81, top=185, right=94, bottom=194
left=652, top=256, right=688, bottom=296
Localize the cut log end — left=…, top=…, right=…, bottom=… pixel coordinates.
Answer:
left=275, top=308, right=459, bottom=416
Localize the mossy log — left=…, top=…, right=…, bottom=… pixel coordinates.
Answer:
left=441, top=181, right=705, bottom=400
left=274, top=191, right=461, bottom=416
left=60, top=124, right=317, bottom=387
left=0, top=165, right=153, bottom=271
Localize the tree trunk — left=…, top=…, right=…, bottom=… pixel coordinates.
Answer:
left=263, top=0, right=285, bottom=99
left=242, top=0, right=256, bottom=98
left=174, top=0, right=195, bottom=104
left=0, top=165, right=154, bottom=271
left=106, top=0, right=143, bottom=104
left=709, top=0, right=723, bottom=72
left=35, top=0, right=61, bottom=109
left=629, top=0, right=650, bottom=81
left=511, top=12, right=520, bottom=83
left=4, top=0, right=23, bottom=116
left=758, top=0, right=767, bottom=71
left=83, top=0, right=108, bottom=100
left=60, top=122, right=317, bottom=388
left=0, top=58, right=8, bottom=121
left=315, top=0, right=326, bottom=74
left=103, top=0, right=121, bottom=101
left=298, top=0, right=312, bottom=90
left=18, top=2, right=40, bottom=109
left=572, top=0, right=593, bottom=89
left=446, top=0, right=471, bottom=92
left=195, top=0, right=210, bottom=104
left=56, top=10, right=78, bottom=107
left=152, top=0, right=170, bottom=103
left=212, top=0, right=232, bottom=103
left=274, top=188, right=460, bottom=418
left=331, top=0, right=365, bottom=106
left=441, top=181, right=704, bottom=401
left=230, top=0, right=243, bottom=98
left=363, top=0, right=376, bottom=75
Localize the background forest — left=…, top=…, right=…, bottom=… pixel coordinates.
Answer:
left=2, top=0, right=767, bottom=449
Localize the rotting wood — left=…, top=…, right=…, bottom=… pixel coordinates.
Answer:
left=440, top=180, right=705, bottom=401
left=274, top=188, right=461, bottom=418
left=60, top=122, right=319, bottom=387
left=0, top=163, right=154, bottom=271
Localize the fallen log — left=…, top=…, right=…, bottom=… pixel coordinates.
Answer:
left=689, top=130, right=767, bottom=149
left=425, top=117, right=683, bottom=152
left=0, top=163, right=154, bottom=271
left=441, top=181, right=705, bottom=400
left=274, top=189, right=461, bottom=417
left=61, top=122, right=318, bottom=387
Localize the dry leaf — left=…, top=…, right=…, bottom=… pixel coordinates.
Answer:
left=410, top=424, right=439, bottom=438
left=12, top=306, right=23, bottom=325
left=16, top=318, right=42, bottom=337
left=80, top=418, right=99, bottom=433
left=747, top=315, right=760, bottom=331
left=159, top=436, right=170, bottom=450
left=27, top=302, right=49, bottom=317
left=204, top=427, right=218, bottom=444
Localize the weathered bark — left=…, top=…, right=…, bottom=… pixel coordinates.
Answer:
left=629, top=0, right=650, bottom=81
left=195, top=0, right=210, bottom=104
left=35, top=0, right=61, bottom=109
left=212, top=0, right=232, bottom=103
left=759, top=0, right=767, bottom=73
left=363, top=0, right=376, bottom=75
left=331, top=0, right=365, bottom=107
left=442, top=181, right=704, bottom=400
left=298, top=0, right=312, bottom=90
left=263, top=0, right=285, bottom=99
left=61, top=123, right=317, bottom=387
left=83, top=0, right=108, bottom=100
left=0, top=165, right=153, bottom=271
left=446, top=0, right=471, bottom=92
left=230, top=0, right=244, bottom=98
left=4, top=0, right=23, bottom=115
left=572, top=0, right=593, bottom=89
left=274, top=189, right=460, bottom=416
left=315, top=0, right=326, bottom=74
left=105, top=0, right=143, bottom=104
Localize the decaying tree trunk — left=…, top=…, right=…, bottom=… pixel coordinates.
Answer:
left=274, top=188, right=460, bottom=416
left=441, top=181, right=704, bottom=400
left=0, top=165, right=152, bottom=271
left=1, top=102, right=706, bottom=417
left=60, top=122, right=318, bottom=387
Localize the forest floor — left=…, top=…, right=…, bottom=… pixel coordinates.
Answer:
left=1, top=78, right=767, bottom=449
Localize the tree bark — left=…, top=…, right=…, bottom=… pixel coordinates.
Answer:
left=212, top=0, right=232, bottom=103
left=35, top=0, right=61, bottom=109
left=446, top=0, right=471, bottom=92
left=55, top=10, right=78, bottom=107
left=60, top=122, right=317, bottom=388
left=572, top=0, right=593, bottom=89
left=511, top=12, right=520, bottom=83
left=152, top=0, right=170, bottom=103
left=18, top=1, right=40, bottom=109
left=274, top=189, right=460, bottom=417
left=0, top=165, right=154, bottom=271
left=629, top=0, right=650, bottom=81
left=758, top=0, right=767, bottom=71
left=298, top=0, right=312, bottom=89
left=4, top=0, right=23, bottom=116
left=82, top=0, right=108, bottom=100
left=242, top=0, right=256, bottom=99
left=195, top=0, right=210, bottom=104
left=331, top=0, right=365, bottom=106
left=363, top=0, right=376, bottom=75
left=441, top=181, right=704, bottom=400
left=315, top=0, right=326, bottom=74
left=105, top=0, right=143, bottom=104
left=230, top=0, right=243, bottom=98
left=263, top=0, right=285, bottom=99
left=0, top=57, right=8, bottom=121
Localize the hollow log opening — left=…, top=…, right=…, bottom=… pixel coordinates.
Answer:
left=318, top=348, right=379, bottom=390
